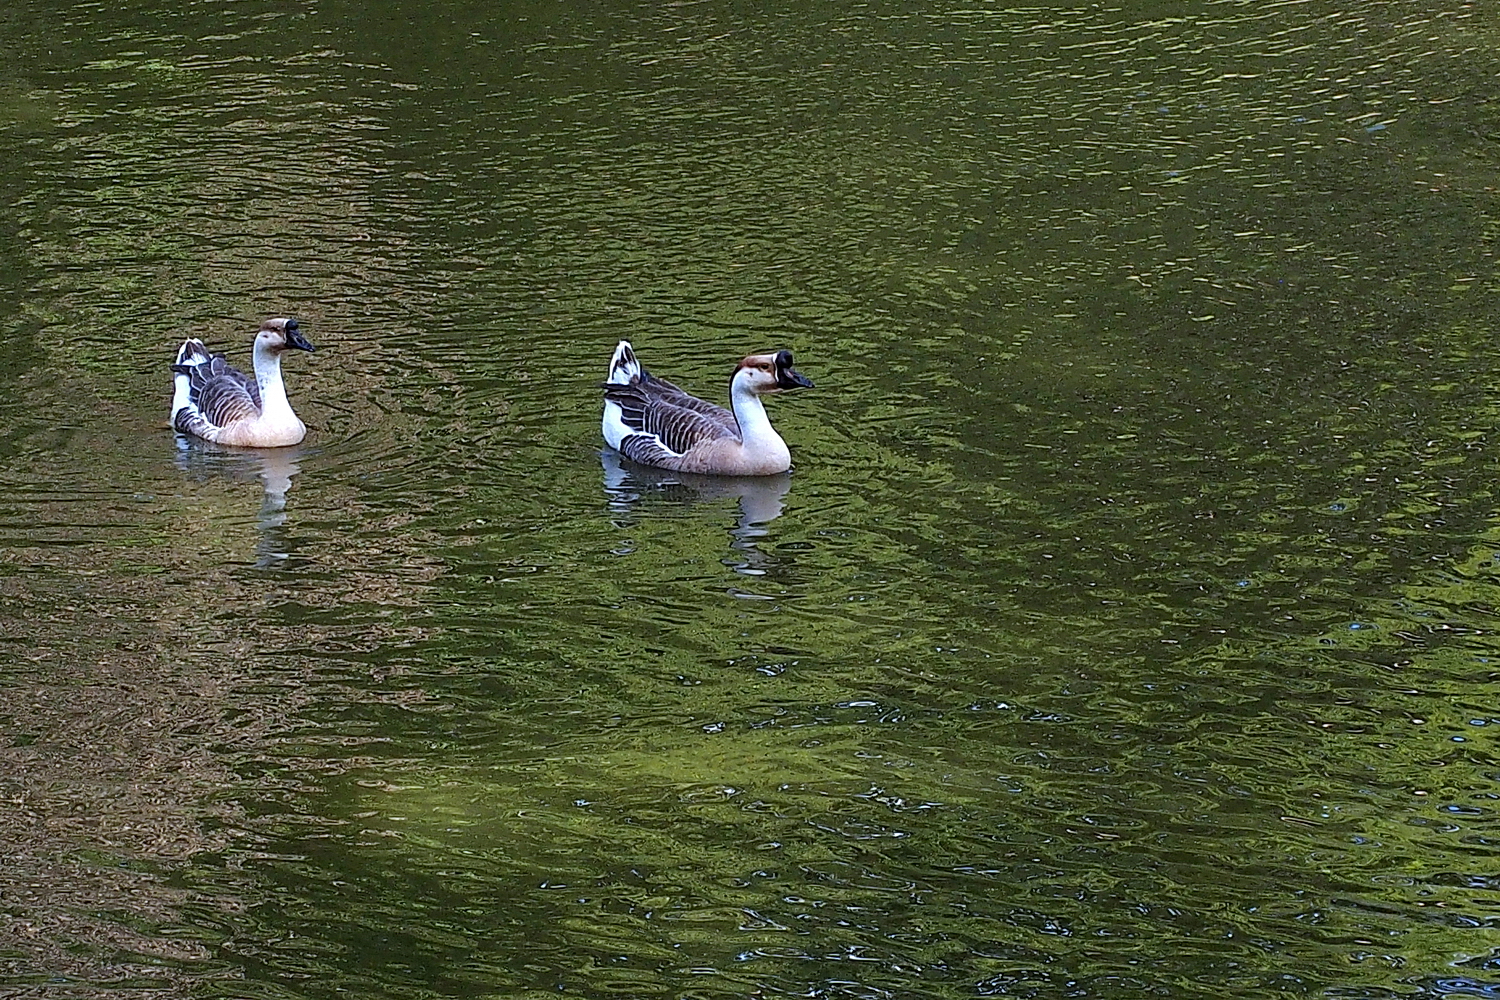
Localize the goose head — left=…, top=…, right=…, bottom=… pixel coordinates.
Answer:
left=254, top=317, right=316, bottom=355
left=734, top=350, right=813, bottom=394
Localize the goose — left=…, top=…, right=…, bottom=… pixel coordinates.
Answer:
left=601, top=340, right=813, bottom=476
left=170, top=317, right=316, bottom=448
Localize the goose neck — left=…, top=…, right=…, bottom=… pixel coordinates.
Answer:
left=729, top=375, right=776, bottom=444
left=253, top=346, right=293, bottom=413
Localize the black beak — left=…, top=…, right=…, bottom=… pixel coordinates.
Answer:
left=775, top=349, right=813, bottom=389
left=284, top=320, right=316, bottom=353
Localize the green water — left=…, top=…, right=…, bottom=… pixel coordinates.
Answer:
left=2, top=2, right=1499, bottom=997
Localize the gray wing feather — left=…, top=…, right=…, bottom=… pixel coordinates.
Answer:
left=175, top=354, right=263, bottom=430
left=643, top=374, right=739, bottom=432
left=617, top=433, right=685, bottom=467
left=604, top=377, right=739, bottom=457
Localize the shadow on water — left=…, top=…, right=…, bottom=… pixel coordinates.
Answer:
left=600, top=448, right=791, bottom=579
left=172, top=437, right=306, bottom=569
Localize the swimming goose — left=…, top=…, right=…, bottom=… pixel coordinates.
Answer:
left=601, top=340, right=813, bottom=476
left=170, top=317, right=316, bottom=448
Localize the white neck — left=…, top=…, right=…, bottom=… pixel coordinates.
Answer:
left=252, top=344, right=295, bottom=418
left=729, top=373, right=784, bottom=448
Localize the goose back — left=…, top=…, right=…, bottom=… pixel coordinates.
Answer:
left=172, top=341, right=264, bottom=436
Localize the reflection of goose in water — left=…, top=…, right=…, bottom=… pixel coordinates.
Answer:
left=600, top=449, right=791, bottom=577
left=172, top=439, right=304, bottom=567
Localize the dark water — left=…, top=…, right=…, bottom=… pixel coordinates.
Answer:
left=3, top=1, right=1499, bottom=997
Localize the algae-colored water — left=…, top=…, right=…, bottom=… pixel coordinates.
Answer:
left=2, top=2, right=1498, bottom=997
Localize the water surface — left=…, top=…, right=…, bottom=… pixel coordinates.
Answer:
left=2, top=2, right=1499, bottom=998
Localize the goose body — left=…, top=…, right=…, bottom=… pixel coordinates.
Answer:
left=170, top=318, right=316, bottom=448
left=601, top=340, right=813, bottom=476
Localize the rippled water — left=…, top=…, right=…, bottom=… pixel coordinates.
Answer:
left=2, top=2, right=1499, bottom=998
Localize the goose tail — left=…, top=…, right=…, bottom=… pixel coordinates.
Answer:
left=606, top=340, right=641, bottom=385
left=174, top=338, right=212, bottom=369
left=171, top=339, right=211, bottom=424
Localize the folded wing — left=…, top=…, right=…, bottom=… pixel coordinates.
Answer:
left=172, top=342, right=263, bottom=435
left=603, top=371, right=739, bottom=465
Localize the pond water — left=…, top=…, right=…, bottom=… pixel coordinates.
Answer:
left=2, top=1, right=1499, bottom=998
